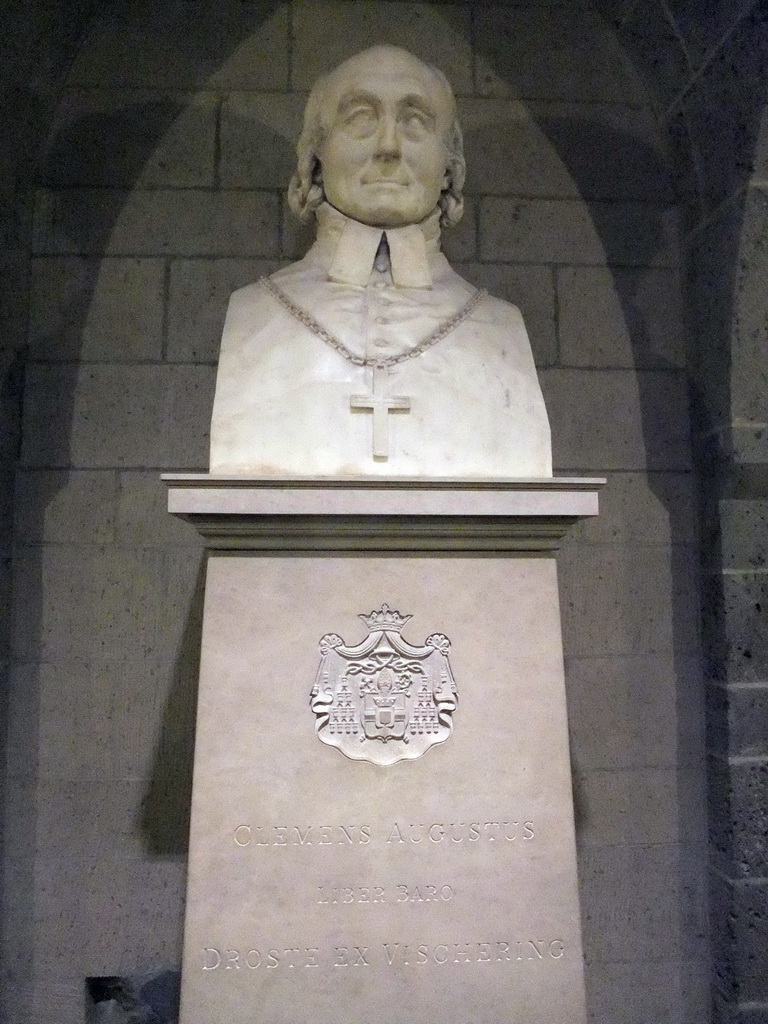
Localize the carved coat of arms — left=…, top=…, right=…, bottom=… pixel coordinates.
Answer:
left=310, top=605, right=458, bottom=766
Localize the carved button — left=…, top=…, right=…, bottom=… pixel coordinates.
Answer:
left=373, top=281, right=387, bottom=290
left=375, top=316, right=389, bottom=325
left=373, top=337, right=388, bottom=348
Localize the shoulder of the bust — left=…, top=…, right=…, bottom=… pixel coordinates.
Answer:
left=223, top=276, right=290, bottom=337
left=451, top=276, right=525, bottom=326
left=476, top=291, right=524, bottom=322
left=227, top=257, right=312, bottom=303
left=462, top=288, right=529, bottom=342
left=228, top=279, right=268, bottom=307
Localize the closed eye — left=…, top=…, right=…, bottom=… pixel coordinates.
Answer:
left=399, top=101, right=436, bottom=138
left=336, top=92, right=381, bottom=136
left=342, top=104, right=378, bottom=136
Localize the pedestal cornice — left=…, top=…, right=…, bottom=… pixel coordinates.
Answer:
left=162, top=475, right=604, bottom=552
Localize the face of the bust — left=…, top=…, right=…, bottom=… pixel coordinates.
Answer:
left=317, top=51, right=453, bottom=228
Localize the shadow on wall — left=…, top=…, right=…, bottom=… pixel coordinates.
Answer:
left=3, top=7, right=283, bottom=1018
left=139, top=559, right=206, bottom=858
left=19, top=0, right=286, bottom=827
left=40, top=98, right=198, bottom=190
left=26, top=0, right=287, bottom=455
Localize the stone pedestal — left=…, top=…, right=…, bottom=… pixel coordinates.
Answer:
left=164, top=476, right=602, bottom=1024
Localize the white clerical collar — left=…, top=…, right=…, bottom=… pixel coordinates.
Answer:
left=314, top=203, right=441, bottom=289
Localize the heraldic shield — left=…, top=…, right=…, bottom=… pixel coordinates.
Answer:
left=310, top=605, right=458, bottom=766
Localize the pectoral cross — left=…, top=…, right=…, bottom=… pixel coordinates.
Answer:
left=350, top=365, right=411, bottom=460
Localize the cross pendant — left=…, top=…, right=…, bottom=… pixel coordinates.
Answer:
left=350, top=365, right=411, bottom=460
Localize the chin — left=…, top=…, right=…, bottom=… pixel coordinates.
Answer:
left=356, top=204, right=423, bottom=228
left=350, top=186, right=426, bottom=227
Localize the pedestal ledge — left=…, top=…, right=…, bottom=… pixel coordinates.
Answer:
left=163, top=475, right=604, bottom=552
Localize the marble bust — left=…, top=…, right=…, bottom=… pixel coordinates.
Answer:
left=210, top=45, right=552, bottom=477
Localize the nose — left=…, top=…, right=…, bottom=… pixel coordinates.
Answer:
left=375, top=114, right=401, bottom=160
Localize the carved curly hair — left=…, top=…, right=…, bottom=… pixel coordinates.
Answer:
left=287, top=49, right=465, bottom=230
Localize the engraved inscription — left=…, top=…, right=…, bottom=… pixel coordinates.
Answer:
left=234, top=824, right=372, bottom=847
left=318, top=886, right=386, bottom=904
left=382, top=940, right=566, bottom=965
left=317, top=884, right=454, bottom=904
left=311, top=605, right=457, bottom=765
left=386, top=821, right=535, bottom=843
left=202, top=948, right=319, bottom=970
left=333, top=946, right=371, bottom=967
left=201, top=940, right=567, bottom=971
left=233, top=821, right=535, bottom=846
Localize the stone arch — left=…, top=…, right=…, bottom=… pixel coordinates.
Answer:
left=669, top=6, right=768, bottom=1020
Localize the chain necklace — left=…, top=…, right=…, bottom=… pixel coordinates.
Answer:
left=261, top=276, right=486, bottom=369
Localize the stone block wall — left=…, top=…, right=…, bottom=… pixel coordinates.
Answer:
left=2, top=2, right=713, bottom=1022
left=613, top=1, right=768, bottom=1020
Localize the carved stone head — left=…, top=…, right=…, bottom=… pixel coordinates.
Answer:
left=288, top=45, right=465, bottom=230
